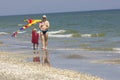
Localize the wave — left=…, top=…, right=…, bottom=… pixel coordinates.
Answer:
left=18, top=24, right=24, bottom=26
left=81, top=33, right=105, bottom=37
left=18, top=31, right=26, bottom=34
left=112, top=48, right=120, bottom=53
left=113, top=48, right=120, bottom=51
left=48, top=47, right=120, bottom=52
left=48, top=30, right=72, bottom=38
left=81, top=34, right=92, bottom=37
left=12, top=31, right=26, bottom=34
left=48, top=30, right=66, bottom=34
left=72, top=33, right=105, bottom=37
left=47, top=30, right=105, bottom=38
left=11, top=29, right=105, bottom=38
left=48, top=48, right=83, bottom=50
left=0, top=32, right=8, bottom=35
left=49, top=34, right=72, bottom=38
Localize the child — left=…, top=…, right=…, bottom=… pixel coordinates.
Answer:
left=32, top=28, right=39, bottom=50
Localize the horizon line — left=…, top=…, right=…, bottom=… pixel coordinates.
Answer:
left=0, top=8, right=120, bottom=17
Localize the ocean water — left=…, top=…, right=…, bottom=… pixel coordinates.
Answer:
left=0, top=10, right=120, bottom=80
left=0, top=9, right=120, bottom=51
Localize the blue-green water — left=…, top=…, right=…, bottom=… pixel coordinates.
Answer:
left=0, top=10, right=120, bottom=80
left=0, top=9, right=120, bottom=51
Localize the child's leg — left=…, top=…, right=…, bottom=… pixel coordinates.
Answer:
left=36, top=44, right=39, bottom=50
left=33, top=44, right=35, bottom=50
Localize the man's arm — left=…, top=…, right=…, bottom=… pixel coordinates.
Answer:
left=46, top=21, right=50, bottom=29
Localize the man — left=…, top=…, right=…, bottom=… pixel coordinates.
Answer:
left=39, top=15, right=50, bottom=50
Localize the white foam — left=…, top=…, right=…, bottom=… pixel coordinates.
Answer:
left=0, top=32, right=8, bottom=35
left=49, top=34, right=72, bottom=38
left=113, top=48, right=120, bottom=51
left=48, top=30, right=66, bottom=34
left=113, top=48, right=120, bottom=53
left=48, top=48, right=83, bottom=50
left=47, top=30, right=72, bottom=38
left=18, top=24, right=24, bottom=26
left=81, top=34, right=92, bottom=37
left=18, top=31, right=26, bottom=34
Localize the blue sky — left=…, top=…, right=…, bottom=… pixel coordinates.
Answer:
left=0, top=0, right=120, bottom=16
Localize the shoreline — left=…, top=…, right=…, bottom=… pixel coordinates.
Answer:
left=0, top=52, right=103, bottom=80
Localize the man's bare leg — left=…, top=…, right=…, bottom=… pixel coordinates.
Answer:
left=45, top=33, right=48, bottom=49
left=41, top=32, right=45, bottom=49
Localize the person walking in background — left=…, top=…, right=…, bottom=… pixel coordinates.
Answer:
left=32, top=28, right=39, bottom=50
left=39, top=15, right=50, bottom=50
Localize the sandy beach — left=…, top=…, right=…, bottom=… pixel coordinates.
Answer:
left=0, top=52, right=103, bottom=80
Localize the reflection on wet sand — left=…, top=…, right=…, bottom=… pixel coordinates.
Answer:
left=33, top=50, right=40, bottom=63
left=32, top=50, right=51, bottom=67
left=42, top=50, right=51, bottom=67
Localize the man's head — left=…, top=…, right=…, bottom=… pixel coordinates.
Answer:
left=42, top=15, right=47, bottom=20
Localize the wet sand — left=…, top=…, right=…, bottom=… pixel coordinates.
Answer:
left=92, top=58, right=120, bottom=64
left=0, top=52, right=103, bottom=80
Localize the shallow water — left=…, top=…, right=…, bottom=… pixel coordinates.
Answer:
left=0, top=9, right=120, bottom=51
left=49, top=50, right=120, bottom=80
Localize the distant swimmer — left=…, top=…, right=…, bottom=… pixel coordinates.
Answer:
left=39, top=15, right=50, bottom=50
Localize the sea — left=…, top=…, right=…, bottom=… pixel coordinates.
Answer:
left=0, top=9, right=120, bottom=51
left=0, top=9, right=120, bottom=80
